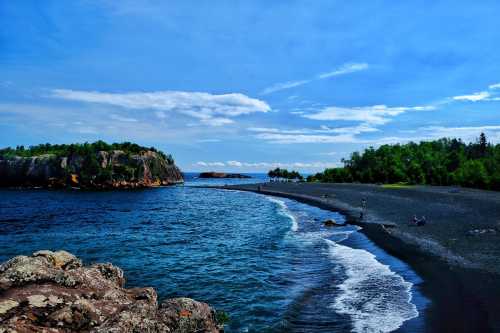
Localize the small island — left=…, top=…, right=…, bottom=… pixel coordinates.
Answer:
left=0, top=141, right=184, bottom=189
left=199, top=172, right=251, bottom=179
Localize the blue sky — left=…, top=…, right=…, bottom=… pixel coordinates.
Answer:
left=1, top=1, right=500, bottom=172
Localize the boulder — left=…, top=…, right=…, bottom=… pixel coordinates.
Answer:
left=0, top=251, right=222, bottom=332
left=323, top=219, right=344, bottom=227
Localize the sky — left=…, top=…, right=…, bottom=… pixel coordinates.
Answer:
left=1, top=1, right=500, bottom=172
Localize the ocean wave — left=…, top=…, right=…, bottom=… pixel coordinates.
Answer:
left=266, top=197, right=299, bottom=232
left=326, top=239, right=418, bottom=333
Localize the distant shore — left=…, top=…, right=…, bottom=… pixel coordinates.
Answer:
left=212, top=182, right=500, bottom=332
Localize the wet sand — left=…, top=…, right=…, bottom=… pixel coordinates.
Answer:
left=214, top=182, right=500, bottom=333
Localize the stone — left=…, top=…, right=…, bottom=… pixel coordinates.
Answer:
left=34, top=250, right=82, bottom=270
left=0, top=300, right=19, bottom=316
left=323, top=219, right=340, bottom=227
left=0, top=251, right=221, bottom=332
left=27, top=295, right=47, bottom=307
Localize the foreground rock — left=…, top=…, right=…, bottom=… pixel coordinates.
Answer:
left=0, top=150, right=183, bottom=189
left=199, top=172, right=251, bottom=179
left=0, top=251, right=222, bottom=332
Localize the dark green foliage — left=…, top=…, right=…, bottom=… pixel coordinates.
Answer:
left=308, top=133, right=500, bottom=191
left=0, top=140, right=174, bottom=164
left=268, top=168, right=304, bottom=181
left=0, top=141, right=176, bottom=187
left=215, top=310, right=230, bottom=325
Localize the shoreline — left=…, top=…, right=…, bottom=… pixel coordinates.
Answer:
left=208, top=182, right=500, bottom=333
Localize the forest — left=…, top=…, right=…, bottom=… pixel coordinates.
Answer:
left=0, top=141, right=174, bottom=164
left=307, top=133, right=500, bottom=191
left=268, top=168, right=304, bottom=181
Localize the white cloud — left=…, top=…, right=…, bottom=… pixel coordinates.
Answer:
left=250, top=124, right=500, bottom=146
left=109, top=114, right=138, bottom=122
left=50, top=89, right=270, bottom=126
left=196, top=139, right=221, bottom=143
left=302, top=104, right=435, bottom=125
left=155, top=111, right=166, bottom=119
left=200, top=117, right=234, bottom=126
left=489, top=83, right=500, bottom=90
left=317, top=63, right=369, bottom=79
left=194, top=160, right=341, bottom=170
left=260, top=62, right=368, bottom=95
left=248, top=124, right=378, bottom=135
left=260, top=80, right=310, bottom=95
left=254, top=132, right=357, bottom=144
left=418, top=125, right=500, bottom=141
left=248, top=123, right=381, bottom=144
left=452, top=91, right=490, bottom=102
left=227, top=160, right=243, bottom=167
left=360, top=125, right=500, bottom=146
left=195, top=161, right=226, bottom=167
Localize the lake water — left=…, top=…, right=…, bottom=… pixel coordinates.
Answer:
left=0, top=174, right=427, bottom=332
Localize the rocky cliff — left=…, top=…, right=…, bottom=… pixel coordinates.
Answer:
left=0, top=251, right=222, bottom=332
left=0, top=150, right=183, bottom=189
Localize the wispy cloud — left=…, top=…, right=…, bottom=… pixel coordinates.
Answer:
left=356, top=125, right=500, bottom=146
left=194, top=160, right=341, bottom=170
left=195, top=161, right=226, bottom=167
left=317, top=63, right=369, bottom=79
left=450, top=82, right=500, bottom=102
left=302, top=104, right=435, bottom=125
left=260, top=62, right=368, bottom=95
left=248, top=124, right=378, bottom=135
left=50, top=89, right=270, bottom=126
left=109, top=114, right=138, bottom=122
left=452, top=91, right=490, bottom=102
left=260, top=80, right=310, bottom=95
left=253, top=132, right=357, bottom=144
left=196, top=139, right=221, bottom=143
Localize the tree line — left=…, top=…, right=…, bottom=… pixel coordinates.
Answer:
left=307, top=133, right=500, bottom=191
left=267, top=168, right=304, bottom=181
left=0, top=141, right=174, bottom=164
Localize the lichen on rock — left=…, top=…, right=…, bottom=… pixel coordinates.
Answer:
left=0, top=251, right=221, bottom=332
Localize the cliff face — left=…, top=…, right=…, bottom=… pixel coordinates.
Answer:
left=0, top=150, right=183, bottom=189
left=0, top=251, right=221, bottom=332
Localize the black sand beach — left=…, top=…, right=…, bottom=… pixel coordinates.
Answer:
left=216, top=182, right=500, bottom=333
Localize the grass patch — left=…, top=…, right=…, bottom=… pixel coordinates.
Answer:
left=381, top=183, right=414, bottom=189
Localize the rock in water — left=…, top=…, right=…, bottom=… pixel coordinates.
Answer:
left=0, top=251, right=222, bottom=332
left=323, top=219, right=343, bottom=227
left=199, top=172, right=251, bottom=179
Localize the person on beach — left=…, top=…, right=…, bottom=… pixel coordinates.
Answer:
left=410, top=215, right=427, bottom=226
left=417, top=216, right=427, bottom=226
left=360, top=198, right=367, bottom=219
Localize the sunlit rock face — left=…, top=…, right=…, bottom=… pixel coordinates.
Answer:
left=0, top=150, right=184, bottom=189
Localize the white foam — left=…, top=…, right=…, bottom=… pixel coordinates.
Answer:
left=326, top=239, right=418, bottom=333
left=267, top=197, right=299, bottom=231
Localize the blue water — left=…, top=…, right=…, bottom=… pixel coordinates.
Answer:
left=0, top=175, right=427, bottom=332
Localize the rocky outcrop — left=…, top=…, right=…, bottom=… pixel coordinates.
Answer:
left=0, top=251, right=222, bottom=332
left=0, top=150, right=183, bottom=189
left=199, top=172, right=251, bottom=179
